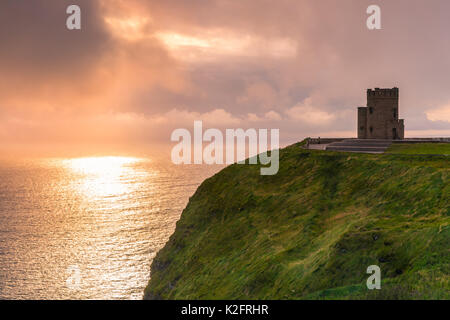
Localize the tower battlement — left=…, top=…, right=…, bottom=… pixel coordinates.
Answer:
left=367, top=87, right=399, bottom=98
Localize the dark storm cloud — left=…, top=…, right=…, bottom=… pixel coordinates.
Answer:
left=0, top=0, right=111, bottom=80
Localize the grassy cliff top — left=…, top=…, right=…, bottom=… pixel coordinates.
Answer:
left=387, top=143, right=450, bottom=155
left=145, top=141, right=449, bottom=300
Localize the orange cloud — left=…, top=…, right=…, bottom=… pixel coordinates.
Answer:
left=2, top=0, right=450, bottom=157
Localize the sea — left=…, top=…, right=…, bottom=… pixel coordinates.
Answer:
left=0, top=156, right=222, bottom=299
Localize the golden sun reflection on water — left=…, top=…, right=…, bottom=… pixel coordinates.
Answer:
left=62, top=156, right=146, bottom=200
left=65, top=156, right=141, bottom=173
left=58, top=156, right=157, bottom=298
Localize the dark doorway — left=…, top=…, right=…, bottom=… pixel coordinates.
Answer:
left=392, top=128, right=398, bottom=140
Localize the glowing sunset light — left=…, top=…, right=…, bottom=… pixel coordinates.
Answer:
left=62, top=156, right=148, bottom=199
left=155, top=31, right=297, bottom=60
left=104, top=16, right=151, bottom=41
left=64, top=156, right=142, bottom=174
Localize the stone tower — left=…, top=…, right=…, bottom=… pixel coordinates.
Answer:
left=357, top=87, right=404, bottom=139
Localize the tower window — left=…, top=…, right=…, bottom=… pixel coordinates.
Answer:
left=369, top=107, right=374, bottom=114
left=360, top=126, right=364, bottom=131
left=369, top=126, right=373, bottom=133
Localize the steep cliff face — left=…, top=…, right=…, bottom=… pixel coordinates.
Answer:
left=145, top=141, right=449, bottom=299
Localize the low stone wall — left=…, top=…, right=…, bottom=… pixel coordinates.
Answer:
left=392, top=138, right=450, bottom=143
left=307, top=137, right=450, bottom=144
left=307, top=138, right=348, bottom=144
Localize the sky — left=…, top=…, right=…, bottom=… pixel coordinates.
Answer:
left=0, top=0, right=449, bottom=158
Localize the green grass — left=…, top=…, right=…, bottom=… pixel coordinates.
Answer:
left=144, top=141, right=450, bottom=300
left=387, top=143, right=450, bottom=155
